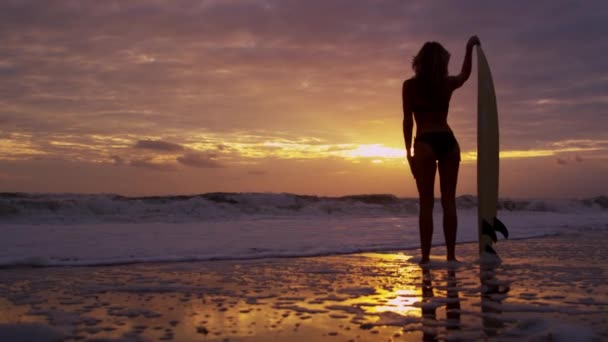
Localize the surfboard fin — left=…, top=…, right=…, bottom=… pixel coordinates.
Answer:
left=480, top=218, right=509, bottom=257
left=481, top=220, right=497, bottom=243
left=493, top=217, right=509, bottom=239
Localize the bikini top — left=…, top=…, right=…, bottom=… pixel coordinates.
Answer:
left=409, top=78, right=451, bottom=113
left=411, top=99, right=449, bottom=113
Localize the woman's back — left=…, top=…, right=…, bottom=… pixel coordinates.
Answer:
left=405, top=77, right=457, bottom=134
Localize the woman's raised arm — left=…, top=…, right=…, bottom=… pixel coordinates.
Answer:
left=449, top=35, right=480, bottom=89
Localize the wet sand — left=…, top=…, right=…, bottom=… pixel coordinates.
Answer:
left=0, top=230, right=606, bottom=341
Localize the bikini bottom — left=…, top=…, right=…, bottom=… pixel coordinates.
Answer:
left=415, top=131, right=460, bottom=161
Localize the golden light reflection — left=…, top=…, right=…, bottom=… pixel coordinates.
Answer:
left=343, top=253, right=423, bottom=318
left=365, top=288, right=421, bottom=317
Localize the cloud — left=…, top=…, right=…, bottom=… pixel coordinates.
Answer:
left=130, top=157, right=177, bottom=171
left=0, top=1, right=607, bottom=197
left=134, top=140, right=184, bottom=152
left=556, top=155, right=584, bottom=166
left=177, top=153, right=223, bottom=168
left=111, top=155, right=124, bottom=166
left=2, top=0, right=607, bottom=147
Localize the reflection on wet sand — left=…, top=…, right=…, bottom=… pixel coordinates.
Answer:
left=421, top=268, right=437, bottom=340
left=421, top=267, right=462, bottom=341
left=446, top=269, right=461, bottom=330
left=0, top=255, right=469, bottom=341
left=480, top=262, right=510, bottom=337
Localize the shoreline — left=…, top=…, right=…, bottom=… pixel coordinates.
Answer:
left=0, top=232, right=563, bottom=270
left=4, top=213, right=605, bottom=269
left=1, top=230, right=606, bottom=341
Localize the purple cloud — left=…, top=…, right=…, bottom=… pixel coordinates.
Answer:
left=111, top=155, right=124, bottom=166
left=134, top=140, right=184, bottom=152
left=177, top=153, right=223, bottom=168
left=130, top=158, right=177, bottom=171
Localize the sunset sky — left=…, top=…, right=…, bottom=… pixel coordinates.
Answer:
left=1, top=1, right=606, bottom=198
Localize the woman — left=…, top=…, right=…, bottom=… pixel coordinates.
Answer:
left=402, top=36, right=480, bottom=263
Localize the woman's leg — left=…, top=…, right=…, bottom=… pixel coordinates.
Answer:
left=413, top=142, right=437, bottom=263
left=438, top=146, right=460, bottom=261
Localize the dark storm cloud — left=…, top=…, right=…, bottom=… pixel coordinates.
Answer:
left=134, top=139, right=184, bottom=152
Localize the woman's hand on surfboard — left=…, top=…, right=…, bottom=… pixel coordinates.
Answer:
left=467, top=35, right=480, bottom=49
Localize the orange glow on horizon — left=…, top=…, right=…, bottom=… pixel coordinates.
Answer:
left=1, top=132, right=605, bottom=166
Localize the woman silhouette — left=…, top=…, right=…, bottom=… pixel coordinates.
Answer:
left=402, top=36, right=480, bottom=263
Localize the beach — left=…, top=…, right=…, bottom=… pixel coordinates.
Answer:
left=1, top=193, right=606, bottom=341
left=1, top=229, right=606, bottom=341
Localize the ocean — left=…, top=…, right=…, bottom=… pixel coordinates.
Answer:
left=1, top=192, right=606, bottom=267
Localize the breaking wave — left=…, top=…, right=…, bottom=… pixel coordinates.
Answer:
left=0, top=192, right=606, bottom=224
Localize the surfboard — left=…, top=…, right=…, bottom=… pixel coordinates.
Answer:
left=476, top=46, right=509, bottom=257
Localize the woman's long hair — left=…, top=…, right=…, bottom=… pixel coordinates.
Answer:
left=412, top=41, right=450, bottom=87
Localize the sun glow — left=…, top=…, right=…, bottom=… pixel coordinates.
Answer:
left=340, top=144, right=404, bottom=159
left=212, top=140, right=407, bottom=162
left=2, top=129, right=605, bottom=170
